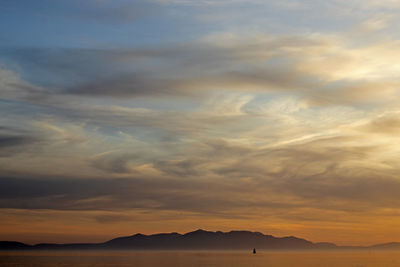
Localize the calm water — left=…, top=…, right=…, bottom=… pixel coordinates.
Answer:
left=1, top=250, right=400, bottom=267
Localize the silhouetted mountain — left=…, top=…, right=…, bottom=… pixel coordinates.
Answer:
left=33, top=243, right=98, bottom=250
left=0, top=241, right=32, bottom=250
left=103, top=229, right=315, bottom=249
left=0, top=230, right=399, bottom=251
left=369, top=242, right=400, bottom=250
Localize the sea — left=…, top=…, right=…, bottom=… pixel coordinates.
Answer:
left=1, top=250, right=399, bottom=267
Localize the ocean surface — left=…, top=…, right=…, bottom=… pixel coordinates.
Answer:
left=1, top=250, right=400, bottom=267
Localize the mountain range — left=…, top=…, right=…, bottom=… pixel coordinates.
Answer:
left=1, top=229, right=399, bottom=251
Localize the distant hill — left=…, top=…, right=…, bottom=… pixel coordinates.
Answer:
left=0, top=241, right=32, bottom=250
left=369, top=242, right=400, bottom=250
left=0, top=229, right=398, bottom=251
left=102, top=229, right=317, bottom=249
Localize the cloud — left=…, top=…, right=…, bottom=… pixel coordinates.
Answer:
left=0, top=175, right=250, bottom=214
left=90, top=152, right=143, bottom=174
left=360, top=113, right=400, bottom=134
left=3, top=0, right=400, bottom=247
left=3, top=31, right=400, bottom=110
left=65, top=73, right=191, bottom=98
left=0, top=64, right=49, bottom=104
left=0, top=130, right=399, bottom=217
left=0, top=126, right=39, bottom=157
left=0, top=135, right=36, bottom=148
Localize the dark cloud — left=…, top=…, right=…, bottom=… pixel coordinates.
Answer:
left=0, top=130, right=39, bottom=156
left=0, top=40, right=315, bottom=99
left=154, top=159, right=204, bottom=177
left=0, top=135, right=35, bottom=148
left=0, top=175, right=248, bottom=213
left=90, top=153, right=141, bottom=174
left=2, top=36, right=396, bottom=108
left=65, top=73, right=190, bottom=98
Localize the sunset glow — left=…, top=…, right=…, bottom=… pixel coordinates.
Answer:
left=2, top=0, right=400, bottom=246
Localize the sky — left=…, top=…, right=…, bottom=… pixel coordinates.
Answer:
left=1, top=0, right=400, bottom=246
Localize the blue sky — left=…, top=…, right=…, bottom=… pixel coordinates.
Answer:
left=1, top=0, right=380, bottom=48
left=1, top=0, right=223, bottom=48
